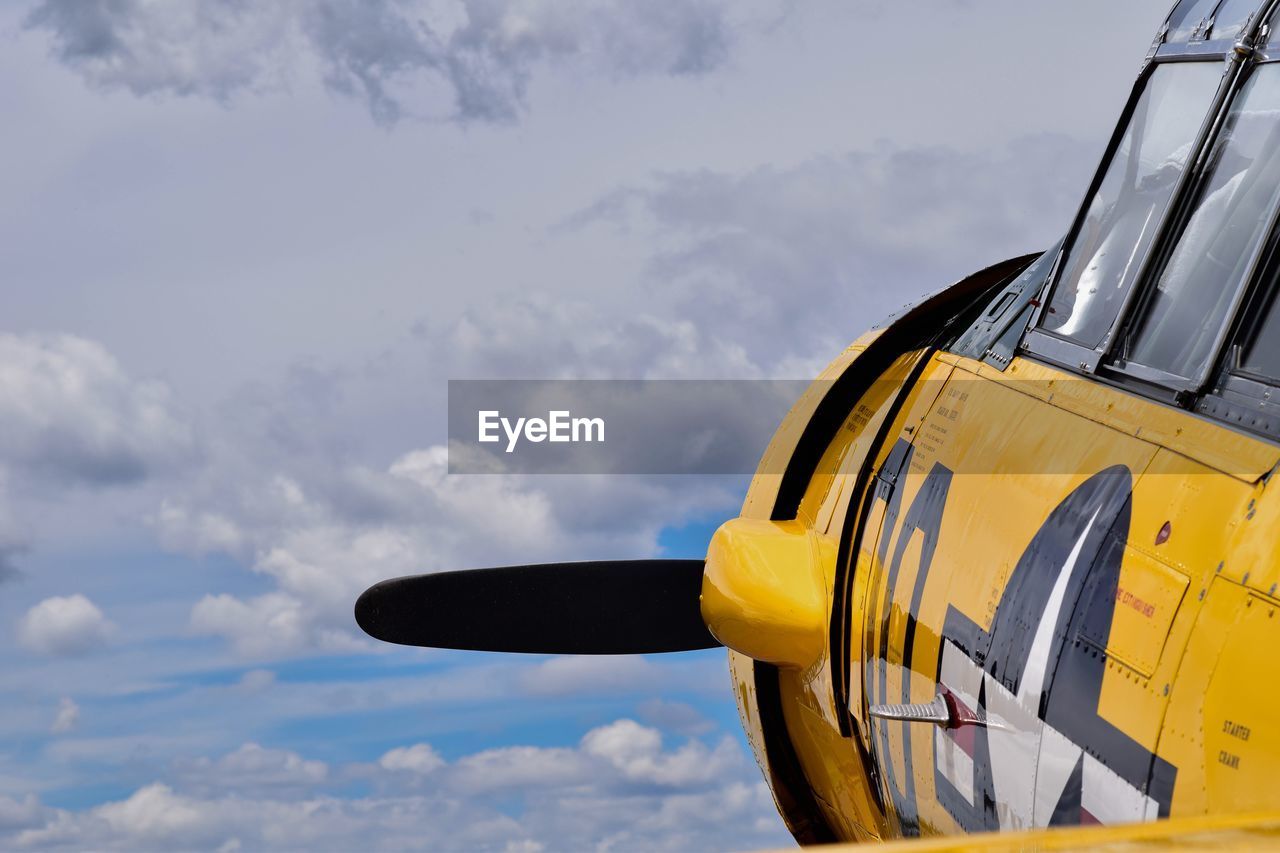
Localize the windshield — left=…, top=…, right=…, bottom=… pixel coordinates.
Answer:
left=1128, top=66, right=1280, bottom=381
left=1041, top=63, right=1222, bottom=349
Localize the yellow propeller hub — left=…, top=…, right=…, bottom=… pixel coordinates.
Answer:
left=700, top=518, right=826, bottom=669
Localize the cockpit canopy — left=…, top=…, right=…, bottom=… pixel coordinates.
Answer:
left=1012, top=0, right=1280, bottom=439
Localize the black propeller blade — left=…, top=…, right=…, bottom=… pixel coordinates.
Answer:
left=354, top=559, right=720, bottom=655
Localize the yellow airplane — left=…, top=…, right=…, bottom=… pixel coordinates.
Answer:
left=357, top=0, right=1280, bottom=847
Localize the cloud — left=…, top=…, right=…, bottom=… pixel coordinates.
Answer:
left=92, top=783, right=209, bottom=845
left=451, top=718, right=741, bottom=795
left=25, top=0, right=765, bottom=126
left=391, top=134, right=1098, bottom=391
left=23, top=2, right=295, bottom=100
left=234, top=669, right=277, bottom=694
left=50, top=698, right=79, bottom=735
left=561, top=134, right=1098, bottom=369
left=0, top=334, right=193, bottom=488
left=425, top=296, right=762, bottom=380
left=10, top=722, right=787, bottom=851
left=0, top=334, right=193, bottom=578
left=503, top=842, right=544, bottom=853
left=174, top=744, right=328, bottom=796
left=519, top=656, right=663, bottom=697
left=0, top=795, right=49, bottom=832
left=18, top=595, right=115, bottom=656
left=636, top=699, right=714, bottom=737
left=189, top=591, right=363, bottom=659
left=580, top=719, right=739, bottom=788
left=45, top=734, right=212, bottom=769
left=451, top=744, right=592, bottom=794
left=153, top=502, right=245, bottom=558
left=377, top=744, right=443, bottom=775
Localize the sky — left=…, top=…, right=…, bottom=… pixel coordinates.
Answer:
left=0, top=1, right=1172, bottom=850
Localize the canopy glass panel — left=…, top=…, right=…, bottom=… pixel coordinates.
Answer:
left=1127, top=66, right=1280, bottom=381
left=1041, top=63, right=1223, bottom=349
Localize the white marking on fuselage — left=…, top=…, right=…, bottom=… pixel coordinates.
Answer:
left=1018, top=509, right=1101, bottom=705
left=987, top=510, right=1100, bottom=830
left=1082, top=752, right=1158, bottom=824
left=932, top=508, right=1157, bottom=832
left=1033, top=725, right=1083, bottom=826
left=935, top=726, right=975, bottom=804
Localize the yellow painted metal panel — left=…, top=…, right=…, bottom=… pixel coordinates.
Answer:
left=1085, top=548, right=1192, bottom=770
left=969, top=357, right=1280, bottom=483
left=1158, top=577, right=1248, bottom=816
left=781, top=666, right=885, bottom=842
left=1129, top=450, right=1257, bottom=583
left=1223, top=472, right=1280, bottom=598
left=1201, top=590, right=1280, bottom=816
left=1098, top=548, right=1188, bottom=678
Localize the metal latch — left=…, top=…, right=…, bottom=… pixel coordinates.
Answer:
left=870, top=685, right=1002, bottom=730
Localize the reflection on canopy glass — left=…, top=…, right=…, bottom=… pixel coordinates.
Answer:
left=1129, top=67, right=1280, bottom=381
left=1042, top=63, right=1221, bottom=349
left=1166, top=0, right=1219, bottom=42
left=1210, top=0, right=1265, bottom=42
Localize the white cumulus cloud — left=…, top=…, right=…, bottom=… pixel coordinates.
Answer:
left=18, top=594, right=115, bottom=656
left=95, top=783, right=210, bottom=844
left=580, top=719, right=739, bottom=787
left=378, top=743, right=444, bottom=775
left=8, top=721, right=787, bottom=850
left=0, top=334, right=193, bottom=487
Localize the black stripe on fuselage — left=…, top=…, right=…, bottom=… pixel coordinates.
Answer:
left=872, top=456, right=953, bottom=836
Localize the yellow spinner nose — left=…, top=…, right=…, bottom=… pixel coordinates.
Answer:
left=700, top=518, right=826, bottom=669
